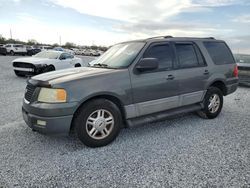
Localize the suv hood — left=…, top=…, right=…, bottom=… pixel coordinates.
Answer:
left=32, top=67, right=120, bottom=85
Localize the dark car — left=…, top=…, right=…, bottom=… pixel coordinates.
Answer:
left=0, top=44, right=7, bottom=55
left=22, top=36, right=238, bottom=147
left=26, top=46, right=41, bottom=56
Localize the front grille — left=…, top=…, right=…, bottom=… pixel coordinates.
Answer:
left=13, top=62, right=35, bottom=68
left=25, top=84, right=36, bottom=102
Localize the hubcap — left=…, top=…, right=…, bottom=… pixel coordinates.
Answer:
left=86, top=109, right=114, bottom=140
left=208, top=94, right=220, bottom=113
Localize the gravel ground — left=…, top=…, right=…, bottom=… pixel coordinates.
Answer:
left=0, top=55, right=249, bottom=187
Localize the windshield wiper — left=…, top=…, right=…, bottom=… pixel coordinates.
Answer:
left=93, top=63, right=109, bottom=67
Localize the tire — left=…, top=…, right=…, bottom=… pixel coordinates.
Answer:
left=42, top=65, right=55, bottom=73
left=197, top=87, right=223, bottom=119
left=74, top=99, right=122, bottom=147
left=10, top=51, right=15, bottom=56
left=75, top=63, right=81, bottom=67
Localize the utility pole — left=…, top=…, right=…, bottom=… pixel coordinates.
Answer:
left=59, top=36, right=61, bottom=46
left=10, top=28, right=12, bottom=39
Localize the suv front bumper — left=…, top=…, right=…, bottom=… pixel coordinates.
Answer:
left=22, top=108, right=73, bottom=134
left=22, top=100, right=78, bottom=134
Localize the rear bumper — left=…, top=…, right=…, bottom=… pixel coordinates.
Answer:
left=225, top=77, right=238, bottom=95
left=22, top=108, right=73, bottom=134
left=226, top=83, right=238, bottom=95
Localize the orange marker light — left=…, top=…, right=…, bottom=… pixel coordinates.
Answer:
left=56, top=89, right=67, bottom=102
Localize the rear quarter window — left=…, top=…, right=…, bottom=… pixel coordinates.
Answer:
left=203, top=42, right=235, bottom=65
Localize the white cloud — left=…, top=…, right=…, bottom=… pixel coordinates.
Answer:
left=50, top=0, right=205, bottom=22
left=232, top=14, right=250, bottom=23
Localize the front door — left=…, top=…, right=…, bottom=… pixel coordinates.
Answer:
left=129, top=42, right=179, bottom=117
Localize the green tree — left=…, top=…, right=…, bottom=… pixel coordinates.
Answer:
left=64, top=42, right=76, bottom=49
left=27, top=39, right=38, bottom=45
left=0, top=35, right=6, bottom=44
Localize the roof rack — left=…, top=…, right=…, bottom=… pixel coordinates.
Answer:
left=203, top=37, right=215, bottom=39
left=146, top=35, right=173, bottom=40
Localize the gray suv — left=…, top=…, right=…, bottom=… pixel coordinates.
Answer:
left=22, top=36, right=238, bottom=147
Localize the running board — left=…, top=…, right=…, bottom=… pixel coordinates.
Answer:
left=126, top=103, right=202, bottom=128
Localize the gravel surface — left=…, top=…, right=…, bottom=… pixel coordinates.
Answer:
left=0, top=55, right=249, bottom=187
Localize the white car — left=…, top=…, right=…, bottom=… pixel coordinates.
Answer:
left=5, top=44, right=27, bottom=56
left=40, top=46, right=53, bottom=51
left=12, top=50, right=83, bottom=77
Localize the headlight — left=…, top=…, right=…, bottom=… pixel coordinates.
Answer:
left=38, top=88, right=67, bottom=103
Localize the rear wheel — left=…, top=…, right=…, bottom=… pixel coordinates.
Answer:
left=197, top=87, right=223, bottom=119
left=74, top=99, right=122, bottom=147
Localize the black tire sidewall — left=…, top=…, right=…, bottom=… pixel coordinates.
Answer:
left=203, top=87, right=223, bottom=119
left=75, top=99, right=122, bottom=147
left=43, top=65, right=55, bottom=73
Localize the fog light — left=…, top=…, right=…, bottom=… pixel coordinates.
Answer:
left=37, top=120, right=46, bottom=126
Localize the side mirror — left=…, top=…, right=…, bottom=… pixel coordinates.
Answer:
left=136, top=58, right=159, bottom=72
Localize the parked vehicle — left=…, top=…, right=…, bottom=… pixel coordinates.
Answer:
left=22, top=36, right=238, bottom=147
left=0, top=44, right=7, bottom=55
left=237, top=63, right=250, bottom=86
left=26, top=46, right=41, bottom=56
left=40, top=46, right=53, bottom=51
left=5, top=44, right=27, bottom=56
left=12, top=50, right=83, bottom=77
left=54, top=47, right=75, bottom=55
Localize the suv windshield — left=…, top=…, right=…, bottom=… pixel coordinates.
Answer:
left=34, top=51, right=60, bottom=59
left=90, top=42, right=145, bottom=68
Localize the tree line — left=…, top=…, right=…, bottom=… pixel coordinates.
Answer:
left=0, top=35, right=108, bottom=51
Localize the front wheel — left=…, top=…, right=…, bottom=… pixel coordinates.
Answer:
left=10, top=51, right=15, bottom=56
left=74, top=99, right=122, bottom=147
left=197, top=87, right=223, bottom=119
left=42, top=65, right=55, bottom=73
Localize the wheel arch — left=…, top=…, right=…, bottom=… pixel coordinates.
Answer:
left=208, top=80, right=227, bottom=96
left=70, top=94, right=127, bottom=132
left=48, top=64, right=56, bottom=70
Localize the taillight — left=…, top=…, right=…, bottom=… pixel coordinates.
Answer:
left=233, top=65, right=238, bottom=77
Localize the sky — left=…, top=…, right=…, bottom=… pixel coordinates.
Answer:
left=0, top=0, right=250, bottom=53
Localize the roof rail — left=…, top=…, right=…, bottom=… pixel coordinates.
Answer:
left=203, top=37, right=215, bottom=39
left=146, top=35, right=173, bottom=40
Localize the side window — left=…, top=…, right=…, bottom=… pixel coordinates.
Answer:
left=143, top=43, right=173, bottom=70
left=59, top=53, right=67, bottom=60
left=194, top=45, right=206, bottom=66
left=175, top=43, right=199, bottom=68
left=203, top=42, right=235, bottom=65
left=65, top=53, right=73, bottom=59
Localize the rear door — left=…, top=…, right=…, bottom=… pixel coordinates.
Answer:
left=129, top=42, right=179, bottom=117
left=173, top=42, right=209, bottom=106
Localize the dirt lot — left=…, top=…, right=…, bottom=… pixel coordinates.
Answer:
left=0, top=55, right=249, bottom=187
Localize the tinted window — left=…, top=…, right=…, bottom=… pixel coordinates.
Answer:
left=176, top=44, right=199, bottom=68
left=13, top=45, right=24, bottom=48
left=203, top=42, right=235, bottom=65
left=144, top=44, right=173, bottom=69
left=194, top=45, right=206, bottom=66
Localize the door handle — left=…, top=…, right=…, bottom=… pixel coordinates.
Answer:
left=204, top=70, right=209, bottom=75
left=166, top=75, right=175, bottom=80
